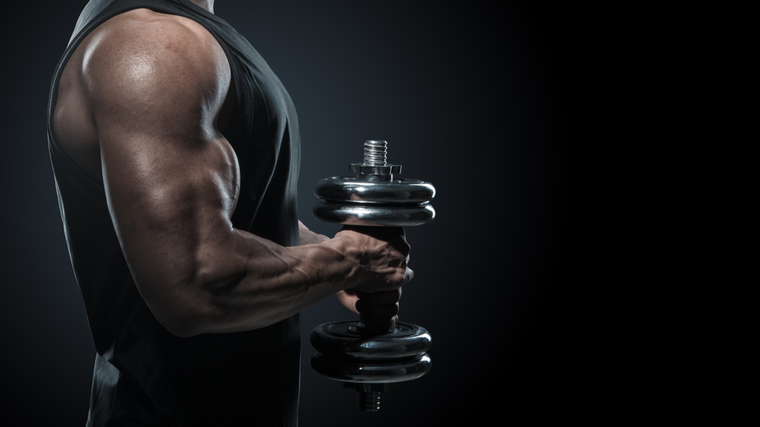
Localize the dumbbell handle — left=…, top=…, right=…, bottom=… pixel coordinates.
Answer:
left=357, top=298, right=397, bottom=334
left=351, top=225, right=403, bottom=335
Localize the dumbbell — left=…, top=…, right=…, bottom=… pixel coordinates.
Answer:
left=310, top=140, right=436, bottom=412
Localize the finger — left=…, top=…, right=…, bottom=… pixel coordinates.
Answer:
left=337, top=290, right=360, bottom=315
left=341, top=225, right=410, bottom=257
left=402, top=267, right=414, bottom=285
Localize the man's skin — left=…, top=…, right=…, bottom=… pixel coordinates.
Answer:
left=53, top=0, right=411, bottom=337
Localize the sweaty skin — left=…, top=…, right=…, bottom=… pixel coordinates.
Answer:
left=53, top=8, right=411, bottom=337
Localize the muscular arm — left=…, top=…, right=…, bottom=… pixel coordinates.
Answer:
left=298, top=221, right=329, bottom=246
left=71, top=11, right=410, bottom=337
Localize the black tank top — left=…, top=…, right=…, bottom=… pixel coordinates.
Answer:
left=47, top=1, right=301, bottom=425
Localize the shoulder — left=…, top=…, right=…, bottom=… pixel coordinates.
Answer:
left=79, top=9, right=229, bottom=107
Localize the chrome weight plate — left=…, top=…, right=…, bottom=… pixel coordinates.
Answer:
left=310, top=352, right=432, bottom=384
left=310, top=321, right=432, bottom=360
left=312, top=202, right=435, bottom=227
left=314, top=177, right=436, bottom=204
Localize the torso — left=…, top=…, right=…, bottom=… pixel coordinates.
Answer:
left=48, top=2, right=302, bottom=422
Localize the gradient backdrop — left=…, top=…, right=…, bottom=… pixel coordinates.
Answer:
left=0, top=1, right=613, bottom=425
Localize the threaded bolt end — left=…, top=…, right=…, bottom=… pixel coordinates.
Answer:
left=363, top=140, right=388, bottom=166
left=358, top=391, right=382, bottom=412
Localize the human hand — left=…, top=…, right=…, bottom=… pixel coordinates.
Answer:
left=332, top=226, right=412, bottom=331
left=332, top=225, right=413, bottom=294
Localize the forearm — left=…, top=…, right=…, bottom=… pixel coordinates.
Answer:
left=161, top=228, right=358, bottom=337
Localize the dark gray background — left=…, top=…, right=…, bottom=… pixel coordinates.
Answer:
left=0, top=1, right=630, bottom=425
